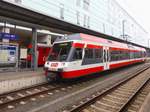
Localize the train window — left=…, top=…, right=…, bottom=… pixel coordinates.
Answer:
left=95, top=49, right=103, bottom=63
left=129, top=50, right=145, bottom=59
left=95, top=49, right=99, bottom=58
left=95, top=49, right=102, bottom=58
left=110, top=49, right=130, bottom=61
left=143, top=51, right=146, bottom=57
left=82, top=48, right=94, bottom=65
left=72, top=48, right=83, bottom=60
left=48, top=42, right=72, bottom=61
left=85, top=48, right=93, bottom=59
left=110, top=50, right=117, bottom=61
left=135, top=51, right=143, bottom=58
left=103, top=50, right=106, bottom=62
left=107, top=50, right=110, bottom=61
left=130, top=51, right=134, bottom=59
left=82, top=48, right=103, bottom=65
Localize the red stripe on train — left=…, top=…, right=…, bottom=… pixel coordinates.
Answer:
left=72, top=43, right=85, bottom=48
left=87, top=44, right=103, bottom=49
left=110, top=47, right=139, bottom=52
left=61, top=66, right=104, bottom=78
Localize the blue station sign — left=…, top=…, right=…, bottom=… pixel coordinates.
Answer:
left=0, top=33, right=19, bottom=40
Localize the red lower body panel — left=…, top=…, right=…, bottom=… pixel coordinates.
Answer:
left=61, top=66, right=104, bottom=79
left=55, top=59, right=144, bottom=79
left=109, top=59, right=143, bottom=69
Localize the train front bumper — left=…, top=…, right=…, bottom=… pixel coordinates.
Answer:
left=44, top=68, right=64, bottom=81
left=44, top=62, right=68, bottom=81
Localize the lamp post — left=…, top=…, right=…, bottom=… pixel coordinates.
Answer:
left=122, top=19, right=127, bottom=40
left=148, top=39, right=150, bottom=48
left=147, top=39, right=150, bottom=57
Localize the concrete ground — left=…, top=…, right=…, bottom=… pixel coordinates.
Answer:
left=0, top=68, right=46, bottom=94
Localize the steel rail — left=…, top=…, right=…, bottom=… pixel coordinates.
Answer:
left=0, top=84, right=61, bottom=108
left=0, top=82, right=48, bottom=96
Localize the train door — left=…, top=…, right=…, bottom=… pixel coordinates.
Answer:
left=103, top=46, right=109, bottom=70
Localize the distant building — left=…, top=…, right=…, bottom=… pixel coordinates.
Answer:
left=3, top=0, right=149, bottom=47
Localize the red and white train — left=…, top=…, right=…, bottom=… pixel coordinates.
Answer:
left=44, top=33, right=146, bottom=81
left=27, top=43, right=51, bottom=66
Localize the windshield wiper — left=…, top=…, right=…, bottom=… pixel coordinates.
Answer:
left=57, top=48, right=62, bottom=61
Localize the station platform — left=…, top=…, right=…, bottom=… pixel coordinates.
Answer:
left=0, top=68, right=46, bottom=94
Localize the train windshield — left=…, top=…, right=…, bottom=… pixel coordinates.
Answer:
left=48, top=42, right=72, bottom=61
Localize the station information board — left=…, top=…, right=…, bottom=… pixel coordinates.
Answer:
left=0, top=43, right=18, bottom=64
left=0, top=33, right=19, bottom=40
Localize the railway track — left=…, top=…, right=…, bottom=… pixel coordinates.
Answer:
left=63, top=64, right=150, bottom=112
left=0, top=82, right=64, bottom=109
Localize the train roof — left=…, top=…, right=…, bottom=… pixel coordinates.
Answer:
left=55, top=33, right=146, bottom=51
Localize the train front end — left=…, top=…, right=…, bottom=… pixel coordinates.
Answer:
left=44, top=41, right=72, bottom=82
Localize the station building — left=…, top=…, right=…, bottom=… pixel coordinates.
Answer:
left=5, top=0, right=148, bottom=46
left=0, top=0, right=149, bottom=71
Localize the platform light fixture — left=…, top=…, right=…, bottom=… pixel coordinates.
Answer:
left=148, top=38, right=150, bottom=49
